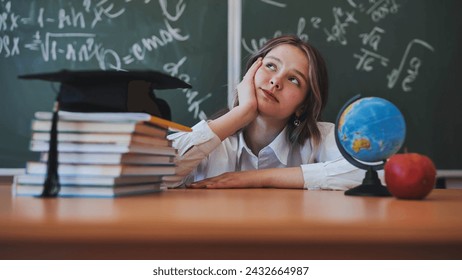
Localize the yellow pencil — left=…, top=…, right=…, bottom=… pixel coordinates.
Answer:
left=149, top=115, right=192, bottom=132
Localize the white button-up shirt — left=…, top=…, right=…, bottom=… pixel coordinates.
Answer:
left=166, top=120, right=366, bottom=190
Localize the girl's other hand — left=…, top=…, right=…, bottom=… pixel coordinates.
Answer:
left=185, top=168, right=304, bottom=189
left=186, top=171, right=263, bottom=189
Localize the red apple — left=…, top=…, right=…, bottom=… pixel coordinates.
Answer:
left=384, top=153, right=437, bottom=199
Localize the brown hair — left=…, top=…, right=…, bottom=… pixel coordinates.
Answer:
left=239, top=34, right=329, bottom=147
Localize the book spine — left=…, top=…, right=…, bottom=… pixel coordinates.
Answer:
left=30, top=141, right=177, bottom=155
left=31, top=120, right=168, bottom=138
left=26, top=162, right=176, bottom=176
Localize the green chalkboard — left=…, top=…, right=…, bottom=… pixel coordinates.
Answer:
left=2, top=0, right=462, bottom=170
left=242, top=0, right=462, bottom=169
left=0, top=0, right=227, bottom=168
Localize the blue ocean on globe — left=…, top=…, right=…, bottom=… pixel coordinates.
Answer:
left=337, top=97, right=406, bottom=162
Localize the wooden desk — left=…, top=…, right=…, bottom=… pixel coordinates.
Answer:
left=1, top=184, right=462, bottom=260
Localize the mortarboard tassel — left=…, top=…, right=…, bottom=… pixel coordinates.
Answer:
left=40, top=101, right=61, bottom=197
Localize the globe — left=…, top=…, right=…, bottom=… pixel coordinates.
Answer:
left=337, top=96, right=406, bottom=163
left=335, top=95, right=406, bottom=197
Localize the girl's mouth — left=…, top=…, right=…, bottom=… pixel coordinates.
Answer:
left=261, top=88, right=279, bottom=103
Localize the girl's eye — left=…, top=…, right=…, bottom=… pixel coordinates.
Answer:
left=289, top=77, right=300, bottom=86
left=266, top=63, right=276, bottom=71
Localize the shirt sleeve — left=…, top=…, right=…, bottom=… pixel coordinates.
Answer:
left=164, top=120, right=221, bottom=187
left=300, top=122, right=366, bottom=190
left=301, top=158, right=365, bottom=190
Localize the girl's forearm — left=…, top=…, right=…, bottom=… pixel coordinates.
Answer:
left=259, top=167, right=304, bottom=189
left=208, top=105, right=256, bottom=141
left=187, top=167, right=305, bottom=189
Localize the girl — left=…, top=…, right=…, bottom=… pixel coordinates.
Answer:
left=166, top=35, right=363, bottom=190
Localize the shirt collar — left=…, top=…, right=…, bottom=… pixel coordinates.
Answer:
left=237, top=131, right=249, bottom=161
left=237, top=127, right=291, bottom=166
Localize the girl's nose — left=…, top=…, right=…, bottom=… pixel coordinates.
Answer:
left=270, top=77, right=281, bottom=90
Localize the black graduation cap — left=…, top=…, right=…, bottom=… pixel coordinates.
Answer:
left=18, top=69, right=192, bottom=198
left=19, top=69, right=192, bottom=120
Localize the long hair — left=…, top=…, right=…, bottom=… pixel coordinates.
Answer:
left=239, top=35, right=329, bottom=147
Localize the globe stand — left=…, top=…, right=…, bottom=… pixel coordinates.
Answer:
left=335, top=95, right=392, bottom=197
left=344, top=167, right=391, bottom=197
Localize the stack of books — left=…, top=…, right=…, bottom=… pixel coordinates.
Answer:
left=14, top=111, right=183, bottom=197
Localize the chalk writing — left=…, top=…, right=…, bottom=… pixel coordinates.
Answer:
left=346, top=0, right=360, bottom=9
left=260, top=0, right=287, bottom=8
left=1, top=0, right=191, bottom=70
left=241, top=0, right=436, bottom=93
left=0, top=34, right=19, bottom=57
left=0, top=0, right=222, bottom=123
left=354, top=48, right=389, bottom=72
left=0, top=1, right=20, bottom=57
left=0, top=1, right=19, bottom=31
left=123, top=0, right=189, bottom=66
left=366, top=0, right=399, bottom=23
left=347, top=0, right=400, bottom=22
left=324, top=7, right=358, bottom=45
left=387, top=39, right=435, bottom=92
left=354, top=26, right=388, bottom=72
left=87, top=1, right=126, bottom=28
left=125, top=20, right=189, bottom=63
left=1, top=1, right=125, bottom=64
left=242, top=17, right=309, bottom=54
left=159, top=0, right=186, bottom=21
left=359, top=26, right=384, bottom=51
left=163, top=56, right=210, bottom=121
left=58, top=8, right=86, bottom=29
left=310, top=17, right=322, bottom=29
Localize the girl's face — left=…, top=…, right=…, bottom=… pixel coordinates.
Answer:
left=254, top=44, right=310, bottom=122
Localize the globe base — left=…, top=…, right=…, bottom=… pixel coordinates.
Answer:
left=345, top=168, right=391, bottom=197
